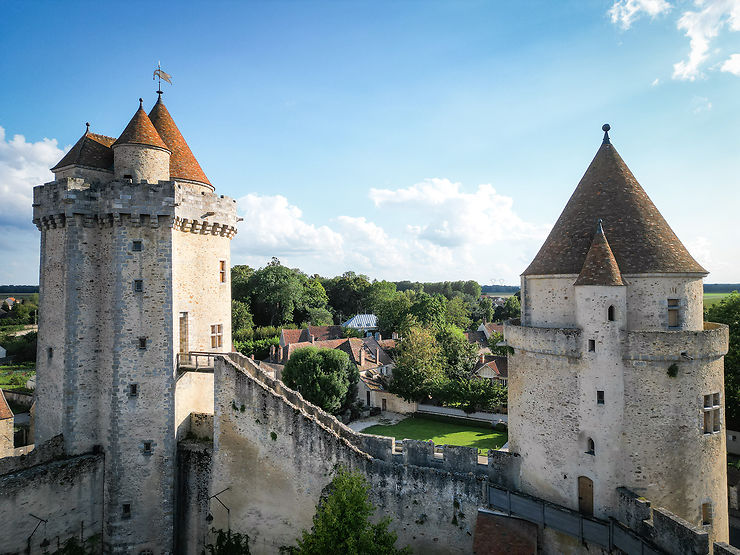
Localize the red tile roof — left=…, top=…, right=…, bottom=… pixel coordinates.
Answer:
left=280, top=329, right=304, bottom=346
left=574, top=221, right=624, bottom=286
left=51, top=129, right=115, bottom=172
left=301, top=325, right=344, bottom=342
left=113, top=101, right=169, bottom=150
left=148, top=96, right=211, bottom=187
left=475, top=355, right=508, bottom=379
left=523, top=137, right=706, bottom=276
left=0, top=390, right=13, bottom=420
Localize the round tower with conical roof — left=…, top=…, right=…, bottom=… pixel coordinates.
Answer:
left=32, top=94, right=238, bottom=553
left=505, top=126, right=729, bottom=545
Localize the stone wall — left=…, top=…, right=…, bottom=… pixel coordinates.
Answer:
left=0, top=417, right=13, bottom=458
left=175, top=440, right=212, bottom=555
left=175, top=372, right=214, bottom=440
left=113, top=143, right=171, bottom=182
left=205, top=354, right=521, bottom=555
left=0, top=437, right=104, bottom=554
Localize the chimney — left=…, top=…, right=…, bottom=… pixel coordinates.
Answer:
left=479, top=354, right=485, bottom=364
left=360, top=348, right=365, bottom=367
left=250, top=354, right=255, bottom=360
left=377, top=333, right=382, bottom=341
left=376, top=347, right=381, bottom=365
left=311, top=334, right=315, bottom=344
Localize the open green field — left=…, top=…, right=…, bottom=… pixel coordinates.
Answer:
left=704, top=293, right=731, bottom=308
left=0, top=363, right=35, bottom=393
left=363, top=414, right=507, bottom=454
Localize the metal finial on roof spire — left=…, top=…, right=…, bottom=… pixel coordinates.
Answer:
left=596, top=218, right=604, bottom=234
left=139, top=98, right=143, bottom=109
left=602, top=123, right=611, bottom=145
left=153, top=61, right=172, bottom=97
left=85, top=122, right=90, bottom=134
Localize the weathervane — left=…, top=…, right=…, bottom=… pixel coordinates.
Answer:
left=153, top=61, right=173, bottom=97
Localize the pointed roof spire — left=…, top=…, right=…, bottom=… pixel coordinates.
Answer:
left=113, top=99, right=169, bottom=150
left=51, top=123, right=116, bottom=172
left=148, top=96, right=212, bottom=188
left=602, top=123, right=610, bottom=145
left=523, top=125, right=706, bottom=276
left=574, top=219, right=624, bottom=286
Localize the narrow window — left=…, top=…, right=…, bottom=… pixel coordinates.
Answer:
left=210, top=324, right=223, bottom=348
left=129, top=383, right=138, bottom=397
left=143, top=441, right=152, bottom=454
left=47, top=347, right=53, bottom=359
left=703, top=392, right=721, bottom=434
left=668, top=298, right=680, bottom=327
left=586, top=438, right=595, bottom=455
left=219, top=260, right=227, bottom=283
left=597, top=390, right=605, bottom=405
left=701, top=502, right=712, bottom=526
left=133, top=279, right=143, bottom=292
left=607, top=305, right=615, bottom=321
left=123, top=174, right=133, bottom=180
left=122, top=504, right=131, bottom=519
left=588, top=339, right=595, bottom=352
left=138, top=337, right=147, bottom=350
left=132, top=240, right=142, bottom=252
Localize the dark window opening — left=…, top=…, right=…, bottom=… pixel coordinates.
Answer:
left=588, top=340, right=595, bottom=352
left=702, top=502, right=712, bottom=526
left=597, top=390, right=604, bottom=405
left=586, top=438, right=595, bottom=455
left=122, top=504, right=131, bottom=519
left=138, top=337, right=147, bottom=350
left=129, top=383, right=138, bottom=397
left=133, top=279, right=143, bottom=292
left=143, top=441, right=152, bottom=454
left=132, top=240, right=142, bottom=252
left=47, top=347, right=53, bottom=359
left=123, top=174, right=132, bottom=179
left=607, top=305, right=616, bottom=321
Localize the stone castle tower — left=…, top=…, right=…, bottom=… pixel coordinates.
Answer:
left=505, top=125, right=729, bottom=545
left=32, top=94, right=238, bottom=553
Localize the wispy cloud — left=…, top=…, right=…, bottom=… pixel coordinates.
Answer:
left=720, top=52, right=740, bottom=74
left=691, top=95, right=712, bottom=113
left=609, top=0, right=671, bottom=30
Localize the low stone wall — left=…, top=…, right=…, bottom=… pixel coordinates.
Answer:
left=206, top=354, right=520, bottom=554
left=1, top=389, right=33, bottom=411
left=0, top=436, right=104, bottom=554
left=622, top=322, right=729, bottom=362
left=504, top=321, right=581, bottom=358
left=417, top=404, right=507, bottom=424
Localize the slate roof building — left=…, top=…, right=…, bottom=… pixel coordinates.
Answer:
left=505, top=125, right=729, bottom=545
left=342, top=313, right=378, bottom=335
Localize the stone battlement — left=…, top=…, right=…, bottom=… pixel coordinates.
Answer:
left=504, top=319, right=582, bottom=358
left=623, top=322, right=729, bottom=362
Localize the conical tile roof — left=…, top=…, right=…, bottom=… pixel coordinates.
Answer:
left=149, top=96, right=211, bottom=187
left=51, top=125, right=115, bottom=171
left=574, top=221, right=624, bottom=286
left=523, top=133, right=706, bottom=276
left=113, top=100, right=169, bottom=150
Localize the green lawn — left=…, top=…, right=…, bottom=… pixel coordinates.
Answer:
left=0, top=363, right=35, bottom=392
left=363, top=414, right=508, bottom=454
left=704, top=293, right=731, bottom=308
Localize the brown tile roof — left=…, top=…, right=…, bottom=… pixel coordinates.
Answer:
left=280, top=328, right=304, bottom=346
left=475, top=355, right=508, bottom=379
left=51, top=128, right=115, bottom=172
left=523, top=137, right=706, bottom=276
left=148, top=96, right=211, bottom=187
left=300, top=325, right=343, bottom=342
left=574, top=221, right=625, bottom=286
left=465, top=330, right=488, bottom=346
left=113, top=101, right=169, bottom=150
left=483, top=323, right=503, bottom=337
left=0, top=390, right=13, bottom=420
left=285, top=337, right=392, bottom=372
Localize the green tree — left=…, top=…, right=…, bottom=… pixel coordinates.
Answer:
left=376, top=292, right=412, bottom=337
left=282, top=347, right=358, bottom=415
left=409, top=293, right=447, bottom=331
left=705, top=291, right=740, bottom=426
left=305, top=307, right=334, bottom=326
left=231, top=265, right=254, bottom=302
left=462, top=280, right=482, bottom=299
left=322, top=272, right=371, bottom=322
left=475, top=297, right=495, bottom=324
left=248, top=260, right=304, bottom=326
left=232, top=299, right=254, bottom=332
left=437, top=325, right=479, bottom=381
left=288, top=468, right=411, bottom=555
left=494, top=295, right=521, bottom=322
left=487, top=331, right=514, bottom=357
left=437, top=377, right=507, bottom=413
left=203, top=529, right=251, bottom=555
left=389, top=326, right=444, bottom=402
left=445, top=296, right=472, bottom=330
left=364, top=280, right=397, bottom=313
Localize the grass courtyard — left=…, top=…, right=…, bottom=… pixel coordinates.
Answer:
left=363, top=414, right=508, bottom=454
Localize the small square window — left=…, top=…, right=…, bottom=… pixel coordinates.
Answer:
left=138, top=337, right=147, bottom=350
left=132, top=240, right=142, bottom=252
left=129, top=383, right=138, bottom=397
left=122, top=504, right=131, bottom=519
left=597, top=390, right=605, bottom=405
left=133, top=279, right=143, bottom=292
left=143, top=441, right=152, bottom=454
left=588, top=340, right=595, bottom=352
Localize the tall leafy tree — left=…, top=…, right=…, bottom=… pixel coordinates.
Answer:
left=376, top=292, right=412, bottom=337
left=231, top=265, right=254, bottom=302
left=232, top=299, right=254, bottom=332
left=248, top=259, right=303, bottom=326
left=409, top=293, right=447, bottom=331
left=445, top=296, right=472, bottom=330
left=288, top=468, right=411, bottom=555
left=389, top=326, right=444, bottom=402
left=282, top=347, right=358, bottom=415
left=705, top=291, right=740, bottom=426
left=364, top=280, right=397, bottom=313
left=322, top=272, right=372, bottom=323
left=437, top=325, right=479, bottom=381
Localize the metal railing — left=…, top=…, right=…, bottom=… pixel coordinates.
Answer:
left=177, top=351, right=218, bottom=372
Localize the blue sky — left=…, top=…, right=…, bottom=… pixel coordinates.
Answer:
left=1, top=0, right=739, bottom=285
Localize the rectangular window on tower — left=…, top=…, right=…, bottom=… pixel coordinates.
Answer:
left=597, top=390, right=605, bottom=405
left=702, top=393, right=721, bottom=434
left=667, top=298, right=680, bottom=327
left=211, top=324, right=223, bottom=348
left=219, top=260, right=227, bottom=283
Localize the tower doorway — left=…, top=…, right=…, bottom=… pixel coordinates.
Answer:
left=179, top=312, right=189, bottom=354
left=578, top=476, right=593, bottom=516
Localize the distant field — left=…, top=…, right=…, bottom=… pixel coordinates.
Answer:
left=704, top=293, right=731, bottom=308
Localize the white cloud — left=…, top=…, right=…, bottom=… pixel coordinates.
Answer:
left=609, top=0, right=671, bottom=30
left=720, top=52, right=740, bottom=73
left=672, top=0, right=740, bottom=80
left=0, top=126, right=67, bottom=228
left=692, top=95, right=713, bottom=112
left=651, top=77, right=661, bottom=86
